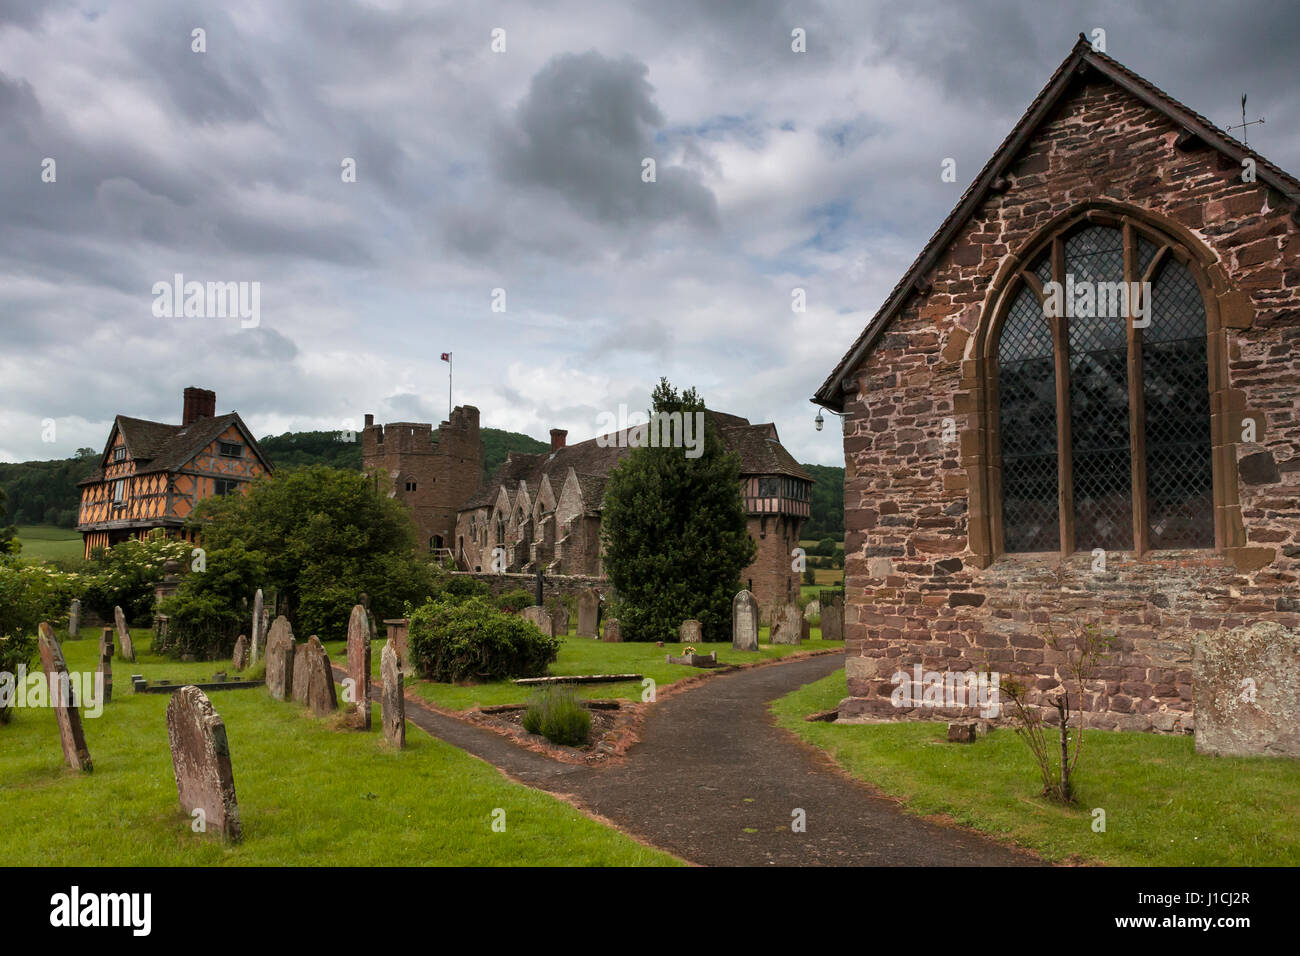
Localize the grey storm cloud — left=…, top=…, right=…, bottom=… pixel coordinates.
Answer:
left=497, top=51, right=719, bottom=228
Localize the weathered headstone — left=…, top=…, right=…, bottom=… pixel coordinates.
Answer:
left=552, top=602, right=570, bottom=637
left=801, top=618, right=811, bottom=642
left=381, top=641, right=405, bottom=747
left=232, top=634, right=249, bottom=672
left=732, top=590, right=759, bottom=651
left=803, top=599, right=821, bottom=621
left=522, top=605, right=554, bottom=637
left=304, top=635, right=337, bottom=717
left=770, top=603, right=803, bottom=645
left=68, top=599, right=81, bottom=637
left=98, top=627, right=113, bottom=705
left=1194, top=622, right=1300, bottom=756
left=602, top=618, right=622, bottom=643
left=577, top=588, right=599, bottom=638
left=347, top=604, right=371, bottom=729
left=166, top=685, right=241, bottom=842
left=679, top=619, right=703, bottom=644
left=250, top=589, right=265, bottom=666
left=264, top=615, right=296, bottom=701
left=154, top=614, right=170, bottom=648
left=37, top=623, right=92, bottom=772
left=383, top=619, right=410, bottom=662
left=821, top=594, right=844, bottom=642
left=292, top=644, right=312, bottom=705
left=113, top=605, right=135, bottom=662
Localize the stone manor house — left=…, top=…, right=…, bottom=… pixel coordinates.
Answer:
left=361, top=406, right=812, bottom=609
left=812, top=38, right=1300, bottom=745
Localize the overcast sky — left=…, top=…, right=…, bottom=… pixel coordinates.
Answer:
left=2, top=0, right=1298, bottom=466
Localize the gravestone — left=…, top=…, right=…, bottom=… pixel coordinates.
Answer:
left=602, top=618, right=622, bottom=643
left=68, top=599, right=81, bottom=637
left=292, top=644, right=311, bottom=705
left=803, top=599, right=820, bottom=621
left=37, top=623, right=93, bottom=772
left=250, top=589, right=265, bottom=666
left=552, top=602, right=570, bottom=637
left=304, top=636, right=337, bottom=717
left=679, top=619, right=702, bottom=644
left=113, top=605, right=135, bottom=662
left=801, top=618, right=811, bottom=642
left=166, top=685, right=241, bottom=842
left=732, top=590, right=759, bottom=651
left=383, top=619, right=410, bottom=662
left=232, top=635, right=249, bottom=672
left=154, top=614, right=170, bottom=648
left=98, top=627, right=113, bottom=705
left=770, top=603, right=803, bottom=645
left=821, top=594, right=844, bottom=642
left=264, top=616, right=296, bottom=701
left=577, top=589, right=599, bottom=638
left=347, top=604, right=371, bottom=729
left=522, top=605, right=554, bottom=637
left=381, top=642, right=405, bottom=748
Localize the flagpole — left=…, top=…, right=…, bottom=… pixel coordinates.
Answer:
left=448, top=352, right=453, bottom=420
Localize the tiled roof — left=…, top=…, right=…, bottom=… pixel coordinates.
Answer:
left=462, top=409, right=810, bottom=515
left=78, top=412, right=271, bottom=485
left=812, top=35, right=1300, bottom=411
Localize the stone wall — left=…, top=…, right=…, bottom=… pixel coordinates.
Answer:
left=839, top=72, right=1300, bottom=735
left=452, top=571, right=609, bottom=601
left=745, top=513, right=802, bottom=611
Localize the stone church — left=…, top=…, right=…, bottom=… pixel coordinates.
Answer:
left=813, top=37, right=1300, bottom=746
left=363, top=406, right=813, bottom=609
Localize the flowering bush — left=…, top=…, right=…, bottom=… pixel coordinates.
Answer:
left=0, top=558, right=81, bottom=640
left=81, top=532, right=191, bottom=624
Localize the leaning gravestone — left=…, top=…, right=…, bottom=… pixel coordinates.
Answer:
left=291, top=644, right=312, bottom=705
left=113, top=605, right=136, bottom=662
left=347, top=604, right=372, bottom=729
left=68, top=599, right=81, bottom=638
left=264, top=616, right=296, bottom=701
left=381, top=642, right=405, bottom=748
left=166, top=685, right=241, bottom=842
left=552, top=602, right=570, bottom=637
left=602, top=618, right=622, bottom=643
left=732, top=590, right=760, bottom=651
left=304, top=636, right=337, bottom=717
left=821, top=594, right=844, bottom=642
left=250, top=589, right=265, bottom=666
left=770, top=603, right=803, bottom=645
left=577, top=589, right=599, bottom=638
left=98, top=628, right=113, bottom=705
left=232, top=635, right=249, bottom=672
left=679, top=619, right=703, bottom=644
left=37, top=623, right=93, bottom=772
left=522, top=605, right=554, bottom=637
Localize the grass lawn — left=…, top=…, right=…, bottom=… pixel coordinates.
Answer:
left=13, top=524, right=83, bottom=562
left=404, top=627, right=844, bottom=712
left=772, top=669, right=1300, bottom=867
left=0, top=629, right=680, bottom=866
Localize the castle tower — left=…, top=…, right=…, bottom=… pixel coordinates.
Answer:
left=362, top=406, right=482, bottom=556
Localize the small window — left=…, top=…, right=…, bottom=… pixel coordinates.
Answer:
left=219, top=441, right=243, bottom=458
left=112, top=479, right=126, bottom=503
left=112, top=447, right=126, bottom=462
left=758, top=477, right=779, bottom=497
left=405, top=479, right=417, bottom=492
left=214, top=479, right=238, bottom=496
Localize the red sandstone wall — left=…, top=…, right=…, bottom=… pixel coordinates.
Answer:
left=840, top=76, right=1300, bottom=732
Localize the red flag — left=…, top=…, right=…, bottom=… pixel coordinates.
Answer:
left=440, top=352, right=450, bottom=362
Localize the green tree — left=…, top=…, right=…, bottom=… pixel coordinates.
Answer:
left=0, top=487, right=17, bottom=556
left=188, top=465, right=433, bottom=638
left=600, top=380, right=756, bottom=642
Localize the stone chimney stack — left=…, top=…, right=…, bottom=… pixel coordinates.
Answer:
left=550, top=428, right=568, bottom=453
left=364, top=413, right=374, bottom=427
left=182, top=387, right=216, bottom=426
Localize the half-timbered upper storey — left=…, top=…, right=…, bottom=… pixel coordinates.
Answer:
left=77, top=387, right=272, bottom=557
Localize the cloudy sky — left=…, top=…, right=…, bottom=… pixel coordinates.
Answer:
left=2, top=0, right=1298, bottom=466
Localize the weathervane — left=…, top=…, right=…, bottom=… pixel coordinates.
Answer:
left=1227, top=93, right=1264, bottom=146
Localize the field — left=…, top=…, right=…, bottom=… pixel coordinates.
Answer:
left=13, top=524, right=83, bottom=562
left=0, top=628, right=680, bottom=866
left=773, top=669, right=1300, bottom=866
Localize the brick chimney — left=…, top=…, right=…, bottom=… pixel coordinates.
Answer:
left=550, top=428, right=567, bottom=453
left=182, top=387, right=216, bottom=426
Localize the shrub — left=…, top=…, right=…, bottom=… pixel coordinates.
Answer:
left=0, top=631, right=38, bottom=724
left=521, top=686, right=591, bottom=746
left=494, top=588, right=534, bottom=613
left=81, top=533, right=191, bottom=623
left=407, top=597, right=559, bottom=683
left=0, top=560, right=80, bottom=641
left=816, top=536, right=837, bottom=557
left=157, top=543, right=266, bottom=659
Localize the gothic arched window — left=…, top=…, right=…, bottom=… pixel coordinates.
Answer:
left=993, top=219, right=1214, bottom=555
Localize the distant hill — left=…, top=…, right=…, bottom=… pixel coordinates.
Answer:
left=0, top=455, right=98, bottom=528
left=801, top=462, right=845, bottom=538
